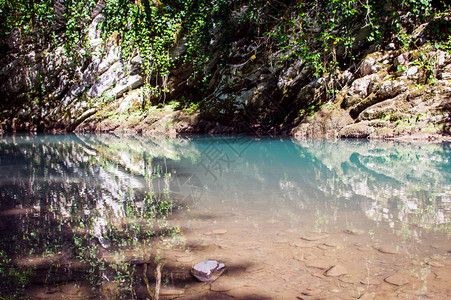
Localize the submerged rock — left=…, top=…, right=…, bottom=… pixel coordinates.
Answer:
left=177, top=256, right=195, bottom=263
left=159, top=286, right=185, bottom=296
left=344, top=228, right=365, bottom=235
left=306, top=260, right=334, bottom=270
left=246, top=264, right=265, bottom=273
left=384, top=272, right=409, bottom=286
left=375, top=245, right=399, bottom=254
left=191, top=260, right=226, bottom=283
left=301, top=232, right=329, bottom=241
left=359, top=293, right=377, bottom=300
left=204, top=229, right=228, bottom=236
left=324, top=264, right=348, bottom=277
left=360, top=278, right=382, bottom=285
left=427, top=260, right=444, bottom=267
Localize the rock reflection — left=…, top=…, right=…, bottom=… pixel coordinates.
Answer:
left=293, top=139, right=451, bottom=234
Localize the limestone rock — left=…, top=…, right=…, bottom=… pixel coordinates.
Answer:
left=407, top=65, right=419, bottom=79
left=317, top=244, right=329, bottom=250
left=338, top=123, right=375, bottom=138
left=324, top=264, right=348, bottom=277
left=360, top=278, right=382, bottom=285
left=293, top=106, right=354, bottom=138
left=427, top=260, right=444, bottom=267
left=108, top=74, right=144, bottom=98
left=212, top=229, right=228, bottom=235
left=340, top=70, right=353, bottom=85
left=306, top=260, right=334, bottom=270
left=345, top=228, right=365, bottom=235
left=376, top=79, right=407, bottom=99
left=441, top=72, right=451, bottom=80
left=384, top=272, right=409, bottom=286
left=191, top=260, right=226, bottom=283
left=204, top=229, right=227, bottom=236
left=301, top=232, right=329, bottom=241
left=290, top=241, right=317, bottom=248
left=436, top=50, right=448, bottom=66
left=87, top=61, right=125, bottom=98
left=394, top=53, right=409, bottom=67
left=361, top=56, right=376, bottom=76
left=349, top=77, right=371, bottom=99
left=97, top=45, right=121, bottom=74
left=375, top=245, right=399, bottom=254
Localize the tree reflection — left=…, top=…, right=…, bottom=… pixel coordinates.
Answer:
left=0, top=134, right=202, bottom=298
left=293, top=139, right=451, bottom=234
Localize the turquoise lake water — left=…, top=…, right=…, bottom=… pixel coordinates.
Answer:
left=0, top=134, right=450, bottom=298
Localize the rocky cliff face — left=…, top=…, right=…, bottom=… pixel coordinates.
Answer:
left=293, top=46, right=451, bottom=140
left=1, top=2, right=450, bottom=140
left=0, top=4, right=145, bottom=132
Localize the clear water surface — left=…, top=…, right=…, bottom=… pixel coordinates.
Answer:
left=0, top=134, right=450, bottom=299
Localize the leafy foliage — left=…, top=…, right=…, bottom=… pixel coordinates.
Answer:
left=63, top=0, right=97, bottom=65
left=0, top=0, right=55, bottom=47
left=101, top=0, right=235, bottom=93
left=1, top=0, right=450, bottom=108
left=263, top=0, right=446, bottom=76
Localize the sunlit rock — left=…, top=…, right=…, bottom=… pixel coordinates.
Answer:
left=394, top=53, right=409, bottom=67
left=191, top=260, right=226, bottom=283
left=361, top=55, right=377, bottom=76
left=338, top=123, right=375, bottom=138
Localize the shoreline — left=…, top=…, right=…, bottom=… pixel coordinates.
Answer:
left=1, top=127, right=450, bottom=143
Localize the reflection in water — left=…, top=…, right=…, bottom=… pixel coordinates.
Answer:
left=0, top=134, right=202, bottom=298
left=294, top=140, right=451, bottom=231
left=0, top=134, right=450, bottom=298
